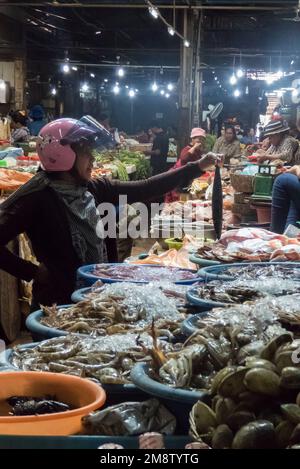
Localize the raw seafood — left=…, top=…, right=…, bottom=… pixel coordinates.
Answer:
left=195, top=228, right=300, bottom=263
left=40, top=282, right=187, bottom=338
left=192, top=278, right=300, bottom=304
left=221, top=264, right=300, bottom=280
left=92, top=264, right=197, bottom=282
left=189, top=336, right=300, bottom=449
left=6, top=396, right=70, bottom=416
left=10, top=333, right=177, bottom=385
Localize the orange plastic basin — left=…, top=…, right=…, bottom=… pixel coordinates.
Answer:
left=0, top=371, right=106, bottom=436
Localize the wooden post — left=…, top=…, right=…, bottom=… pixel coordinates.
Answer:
left=178, top=9, right=195, bottom=151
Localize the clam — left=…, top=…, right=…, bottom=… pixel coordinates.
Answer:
left=237, top=340, right=264, bottom=364
left=275, top=351, right=295, bottom=372
left=226, top=411, right=256, bottom=432
left=189, top=401, right=217, bottom=440
left=281, top=404, right=300, bottom=425
left=244, top=368, right=280, bottom=396
left=215, top=397, right=236, bottom=424
left=258, top=409, right=282, bottom=427
left=210, top=367, right=237, bottom=396
left=290, top=423, right=300, bottom=445
left=275, top=420, right=295, bottom=449
left=260, top=334, right=293, bottom=362
left=245, top=357, right=278, bottom=374
left=211, top=424, right=233, bottom=449
left=280, top=367, right=300, bottom=390
left=232, top=420, right=276, bottom=449
left=237, top=391, right=268, bottom=412
left=218, top=368, right=248, bottom=398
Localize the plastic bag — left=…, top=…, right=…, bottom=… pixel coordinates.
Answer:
left=82, top=399, right=176, bottom=436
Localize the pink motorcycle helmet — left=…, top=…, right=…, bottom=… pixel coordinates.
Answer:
left=37, top=115, right=115, bottom=172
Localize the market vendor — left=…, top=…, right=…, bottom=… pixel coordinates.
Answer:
left=28, top=105, right=47, bottom=136
left=165, top=127, right=206, bottom=203
left=0, top=116, right=221, bottom=308
left=256, top=120, right=299, bottom=166
left=271, top=165, right=300, bottom=233
left=213, top=125, right=241, bottom=164
left=144, top=121, right=169, bottom=175
left=10, top=111, right=30, bottom=144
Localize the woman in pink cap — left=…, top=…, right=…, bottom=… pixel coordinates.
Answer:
left=165, top=127, right=206, bottom=203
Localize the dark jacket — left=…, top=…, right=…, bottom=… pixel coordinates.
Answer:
left=0, top=163, right=201, bottom=306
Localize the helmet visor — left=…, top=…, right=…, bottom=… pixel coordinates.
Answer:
left=60, top=115, right=116, bottom=151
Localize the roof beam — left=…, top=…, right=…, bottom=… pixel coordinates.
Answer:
left=0, top=2, right=296, bottom=11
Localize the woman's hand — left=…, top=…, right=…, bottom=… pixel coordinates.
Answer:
left=286, top=165, right=300, bottom=178
left=34, top=263, right=51, bottom=285
left=198, top=152, right=224, bottom=171
left=257, top=154, right=267, bottom=164
left=189, top=142, right=202, bottom=155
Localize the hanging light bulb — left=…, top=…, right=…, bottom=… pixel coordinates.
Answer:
left=62, top=64, right=70, bottom=73
left=165, top=93, right=170, bottom=98
left=160, top=90, right=165, bottom=95
left=117, top=68, right=125, bottom=78
left=236, top=69, right=244, bottom=78
left=168, top=26, right=175, bottom=36
left=81, top=83, right=89, bottom=92
left=90, top=73, right=95, bottom=78
left=113, top=84, right=120, bottom=95
left=129, top=89, right=135, bottom=98
left=72, top=66, right=78, bottom=71
left=233, top=89, right=241, bottom=98
left=51, top=87, right=57, bottom=96
left=245, top=85, right=249, bottom=95
left=184, top=40, right=190, bottom=48
left=230, top=74, right=237, bottom=85
left=0, top=80, right=6, bottom=90
left=104, top=78, right=108, bottom=83
left=277, top=70, right=284, bottom=79
left=148, top=6, right=159, bottom=19
left=152, top=82, right=158, bottom=92
left=265, top=74, right=275, bottom=85
left=167, top=83, right=174, bottom=91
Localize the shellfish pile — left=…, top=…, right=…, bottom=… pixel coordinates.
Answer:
left=189, top=335, right=300, bottom=449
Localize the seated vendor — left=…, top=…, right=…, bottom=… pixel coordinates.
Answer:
left=257, top=120, right=299, bottom=166
left=271, top=165, right=300, bottom=234
left=10, top=111, right=30, bottom=144
left=213, top=125, right=241, bottom=165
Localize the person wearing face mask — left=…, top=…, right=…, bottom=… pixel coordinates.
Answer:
left=213, top=125, right=241, bottom=164
left=0, top=116, right=221, bottom=313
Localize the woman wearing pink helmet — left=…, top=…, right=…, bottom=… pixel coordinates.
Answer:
left=0, top=116, right=220, bottom=314
left=165, top=127, right=206, bottom=203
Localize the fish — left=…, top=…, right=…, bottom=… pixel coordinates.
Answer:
left=212, top=165, right=223, bottom=239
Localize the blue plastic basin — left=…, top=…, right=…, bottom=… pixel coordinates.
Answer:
left=181, top=313, right=208, bottom=337
left=131, top=363, right=208, bottom=433
left=77, top=263, right=200, bottom=288
left=198, top=261, right=300, bottom=282
left=26, top=306, right=71, bottom=341
left=0, top=344, right=148, bottom=406
left=71, top=287, right=93, bottom=303
left=186, top=286, right=227, bottom=310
